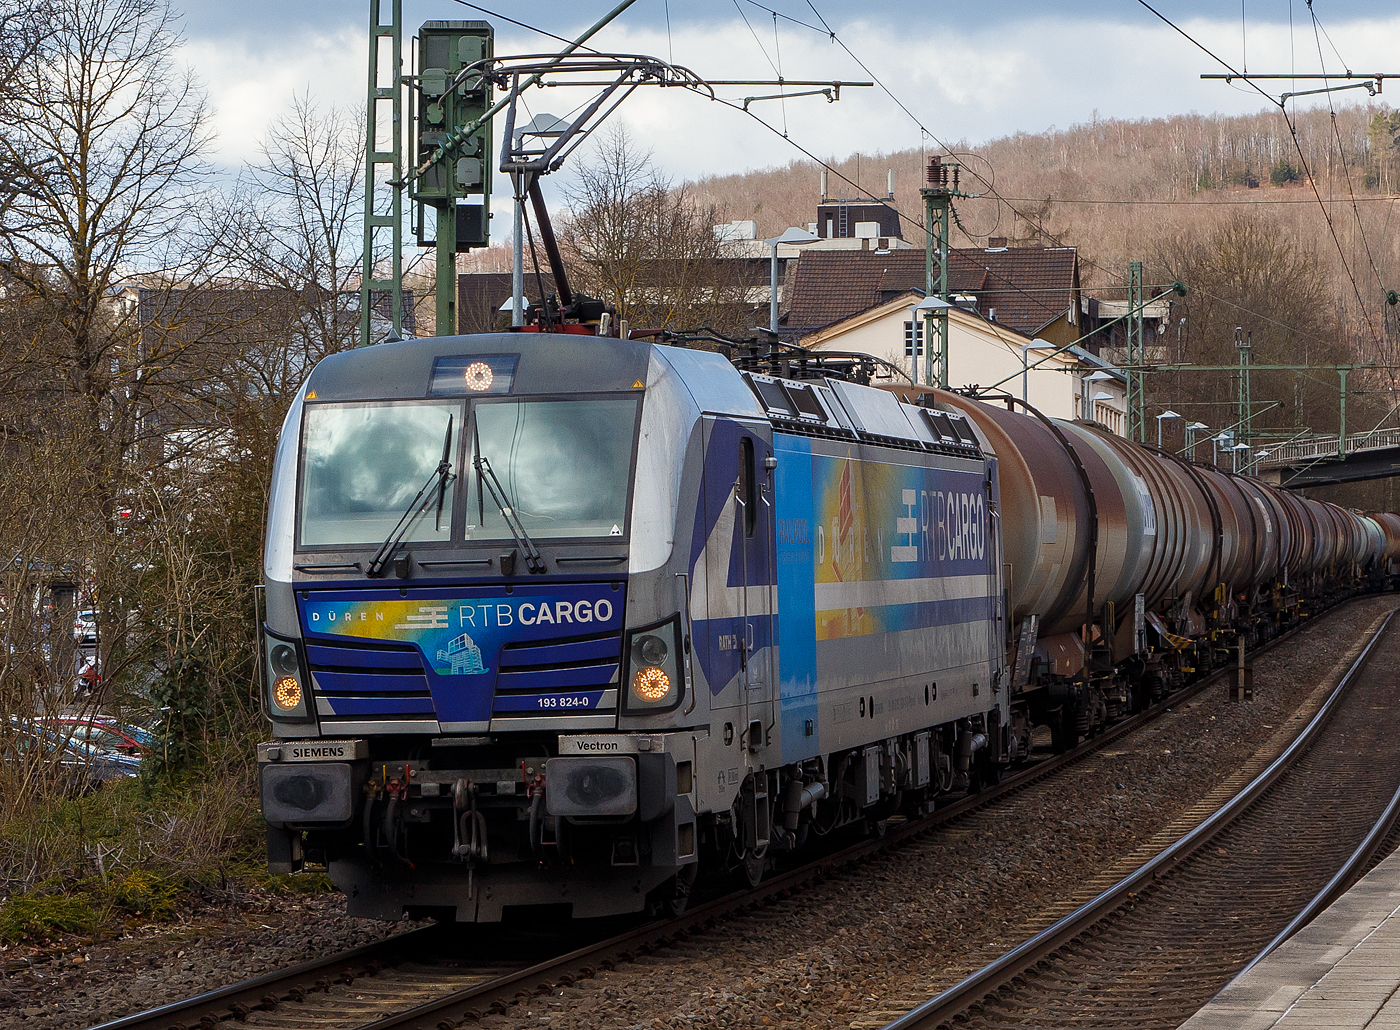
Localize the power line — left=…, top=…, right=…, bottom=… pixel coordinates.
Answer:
left=450, top=0, right=605, bottom=53
left=1135, top=0, right=1385, bottom=357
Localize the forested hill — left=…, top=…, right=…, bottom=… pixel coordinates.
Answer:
left=688, top=102, right=1400, bottom=291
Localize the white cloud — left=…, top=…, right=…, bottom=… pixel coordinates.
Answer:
left=177, top=9, right=1400, bottom=206
left=179, top=26, right=364, bottom=171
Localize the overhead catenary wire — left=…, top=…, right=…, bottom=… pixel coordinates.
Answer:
left=1135, top=0, right=1385, bottom=358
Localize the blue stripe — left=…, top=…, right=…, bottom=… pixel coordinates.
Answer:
left=498, top=636, right=621, bottom=667
left=496, top=664, right=618, bottom=691
left=305, top=644, right=423, bottom=671
left=325, top=696, right=436, bottom=715
left=492, top=691, right=606, bottom=713
left=774, top=434, right=820, bottom=764
left=312, top=671, right=431, bottom=694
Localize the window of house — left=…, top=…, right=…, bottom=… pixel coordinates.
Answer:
left=904, top=320, right=923, bottom=358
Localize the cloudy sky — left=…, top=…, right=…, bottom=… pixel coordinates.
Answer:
left=178, top=0, right=1399, bottom=206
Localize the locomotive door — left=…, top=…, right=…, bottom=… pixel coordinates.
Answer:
left=700, top=417, right=776, bottom=735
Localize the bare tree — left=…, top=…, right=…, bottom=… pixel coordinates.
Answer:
left=561, top=128, right=754, bottom=335
left=203, top=93, right=366, bottom=398
left=0, top=0, right=212, bottom=493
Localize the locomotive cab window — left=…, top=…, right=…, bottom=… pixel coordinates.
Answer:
left=298, top=400, right=460, bottom=548
left=465, top=396, right=641, bottom=541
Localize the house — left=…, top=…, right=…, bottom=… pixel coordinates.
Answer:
left=800, top=287, right=1126, bottom=431
left=781, top=243, right=1083, bottom=348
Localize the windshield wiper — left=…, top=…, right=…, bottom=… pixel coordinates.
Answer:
left=472, top=421, right=547, bottom=574
left=365, top=415, right=455, bottom=578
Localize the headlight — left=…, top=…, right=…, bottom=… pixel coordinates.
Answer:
left=623, top=616, right=684, bottom=714
left=263, top=627, right=311, bottom=721
left=270, top=644, right=298, bottom=676
left=633, top=634, right=668, bottom=667
left=273, top=676, right=303, bottom=711
left=631, top=666, right=672, bottom=704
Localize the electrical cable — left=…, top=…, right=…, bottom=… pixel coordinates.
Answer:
left=449, top=0, right=605, bottom=54
left=1135, top=0, right=1385, bottom=358
left=732, top=0, right=781, bottom=78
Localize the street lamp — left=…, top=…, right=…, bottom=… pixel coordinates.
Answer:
left=1253, top=449, right=1270, bottom=476
left=1155, top=409, right=1181, bottom=448
left=1232, top=441, right=1250, bottom=473
left=1019, top=337, right=1053, bottom=403
left=764, top=226, right=821, bottom=334
left=1184, top=421, right=1208, bottom=461
left=1082, top=369, right=1115, bottom=421
left=1213, top=431, right=1234, bottom=468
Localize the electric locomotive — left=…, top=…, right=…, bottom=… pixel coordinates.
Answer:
left=257, top=332, right=1013, bottom=921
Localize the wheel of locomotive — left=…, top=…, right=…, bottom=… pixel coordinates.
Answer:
left=866, top=816, right=889, bottom=839
left=657, top=862, right=699, bottom=917
left=973, top=750, right=1004, bottom=791
left=740, top=845, right=767, bottom=888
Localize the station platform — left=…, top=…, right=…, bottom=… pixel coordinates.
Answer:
left=1180, top=847, right=1400, bottom=1030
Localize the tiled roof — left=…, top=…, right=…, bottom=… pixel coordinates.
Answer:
left=785, top=246, right=1078, bottom=335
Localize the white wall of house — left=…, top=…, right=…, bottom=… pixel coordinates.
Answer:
left=804, top=295, right=1113, bottom=426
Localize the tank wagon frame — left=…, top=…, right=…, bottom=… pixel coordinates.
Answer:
left=256, top=332, right=1400, bottom=923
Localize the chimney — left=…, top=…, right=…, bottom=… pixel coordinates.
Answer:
left=886, top=168, right=895, bottom=199
left=820, top=168, right=829, bottom=202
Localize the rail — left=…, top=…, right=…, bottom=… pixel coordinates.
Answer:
left=880, top=608, right=1398, bottom=1030
left=93, top=598, right=1379, bottom=1030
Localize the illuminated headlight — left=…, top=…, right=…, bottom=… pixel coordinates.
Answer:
left=263, top=627, right=311, bottom=721
left=631, top=666, right=672, bottom=704
left=463, top=361, right=494, bottom=392
left=623, top=616, right=684, bottom=714
left=273, top=676, right=303, bottom=711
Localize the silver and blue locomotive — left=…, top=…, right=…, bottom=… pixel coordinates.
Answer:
left=258, top=332, right=1010, bottom=921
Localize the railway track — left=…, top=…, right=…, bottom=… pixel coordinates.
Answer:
left=93, top=597, right=1382, bottom=1030
left=877, top=607, right=1400, bottom=1030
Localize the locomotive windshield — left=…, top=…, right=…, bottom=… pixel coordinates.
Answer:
left=298, top=401, right=459, bottom=547
left=467, top=396, right=639, bottom=540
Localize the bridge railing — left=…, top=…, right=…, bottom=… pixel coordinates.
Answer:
left=1254, top=426, right=1400, bottom=469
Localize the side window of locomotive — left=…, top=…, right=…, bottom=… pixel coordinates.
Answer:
left=739, top=437, right=756, bottom=538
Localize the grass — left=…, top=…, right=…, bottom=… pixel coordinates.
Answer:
left=0, top=739, right=333, bottom=945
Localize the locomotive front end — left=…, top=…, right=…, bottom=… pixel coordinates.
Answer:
left=258, top=333, right=700, bottom=922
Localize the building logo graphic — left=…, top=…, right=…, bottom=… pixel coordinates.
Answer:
left=436, top=632, right=489, bottom=675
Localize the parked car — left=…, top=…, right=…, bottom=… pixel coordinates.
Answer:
left=5, top=718, right=140, bottom=786
left=49, top=718, right=145, bottom=757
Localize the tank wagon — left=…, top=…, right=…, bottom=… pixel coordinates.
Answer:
left=257, top=332, right=1399, bottom=922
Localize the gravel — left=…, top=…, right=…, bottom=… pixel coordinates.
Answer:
left=2, top=596, right=1391, bottom=1030
left=528, top=596, right=1399, bottom=1030
left=0, top=892, right=413, bottom=1028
